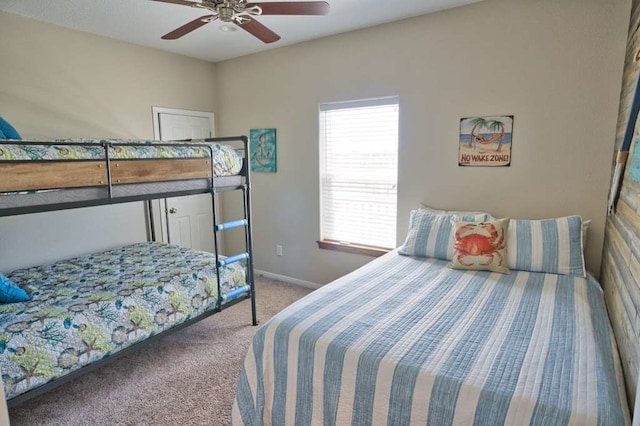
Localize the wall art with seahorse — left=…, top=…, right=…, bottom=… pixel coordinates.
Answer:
left=249, top=128, right=277, bottom=173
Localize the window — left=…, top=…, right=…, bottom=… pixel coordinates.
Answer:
left=319, top=97, right=399, bottom=255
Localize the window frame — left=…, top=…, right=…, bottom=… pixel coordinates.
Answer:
left=317, top=96, right=399, bottom=257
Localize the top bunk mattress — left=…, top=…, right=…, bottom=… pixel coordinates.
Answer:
left=0, top=138, right=243, bottom=177
left=0, top=138, right=246, bottom=213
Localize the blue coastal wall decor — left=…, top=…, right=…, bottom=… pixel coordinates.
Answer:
left=459, top=115, right=513, bottom=167
left=250, top=128, right=277, bottom=173
left=629, top=138, right=640, bottom=183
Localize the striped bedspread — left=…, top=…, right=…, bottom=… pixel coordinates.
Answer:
left=233, top=252, right=630, bottom=425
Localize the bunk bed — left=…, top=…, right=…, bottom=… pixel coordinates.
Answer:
left=0, top=137, right=247, bottom=215
left=233, top=210, right=631, bottom=425
left=0, top=136, right=257, bottom=407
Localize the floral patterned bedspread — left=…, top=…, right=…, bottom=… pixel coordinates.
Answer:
left=0, top=242, right=248, bottom=400
left=0, top=139, right=243, bottom=176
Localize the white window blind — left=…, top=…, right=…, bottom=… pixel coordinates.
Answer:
left=319, top=97, right=399, bottom=249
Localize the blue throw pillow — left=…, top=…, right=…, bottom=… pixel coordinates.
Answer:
left=0, top=273, right=30, bottom=303
left=0, top=116, right=21, bottom=139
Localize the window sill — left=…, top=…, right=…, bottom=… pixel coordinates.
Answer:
left=317, top=240, right=390, bottom=258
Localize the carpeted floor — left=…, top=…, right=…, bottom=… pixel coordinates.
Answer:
left=8, top=277, right=313, bottom=426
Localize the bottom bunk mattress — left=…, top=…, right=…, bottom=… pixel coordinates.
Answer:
left=0, top=242, right=249, bottom=400
left=233, top=251, right=630, bottom=425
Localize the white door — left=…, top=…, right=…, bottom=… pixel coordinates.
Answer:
left=151, top=107, right=220, bottom=253
left=165, top=195, right=215, bottom=252
left=158, top=113, right=212, bottom=140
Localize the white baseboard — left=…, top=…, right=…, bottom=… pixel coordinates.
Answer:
left=254, top=269, right=322, bottom=290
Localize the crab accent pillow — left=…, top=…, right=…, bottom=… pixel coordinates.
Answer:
left=448, top=218, right=510, bottom=274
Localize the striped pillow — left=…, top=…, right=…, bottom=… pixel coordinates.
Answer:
left=506, top=215, right=585, bottom=277
left=398, top=209, right=493, bottom=260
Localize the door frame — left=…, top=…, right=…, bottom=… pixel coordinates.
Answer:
left=149, top=107, right=217, bottom=246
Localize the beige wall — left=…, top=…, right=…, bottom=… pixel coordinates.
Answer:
left=0, top=0, right=630, bottom=284
left=0, top=12, right=218, bottom=271
left=216, top=0, right=630, bottom=284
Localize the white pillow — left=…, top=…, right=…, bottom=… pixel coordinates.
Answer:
left=419, top=204, right=494, bottom=218
left=582, top=219, right=591, bottom=249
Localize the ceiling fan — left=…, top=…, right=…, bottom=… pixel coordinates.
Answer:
left=151, top=0, right=330, bottom=44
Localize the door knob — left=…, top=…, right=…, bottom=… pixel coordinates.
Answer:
left=169, top=208, right=178, bottom=214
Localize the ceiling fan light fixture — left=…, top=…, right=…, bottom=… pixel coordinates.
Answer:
left=219, top=24, right=237, bottom=32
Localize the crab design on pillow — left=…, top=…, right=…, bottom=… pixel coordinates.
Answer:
left=449, top=218, right=510, bottom=274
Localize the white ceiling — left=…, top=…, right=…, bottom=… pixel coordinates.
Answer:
left=0, top=0, right=483, bottom=63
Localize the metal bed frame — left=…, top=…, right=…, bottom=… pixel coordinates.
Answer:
left=0, top=135, right=257, bottom=407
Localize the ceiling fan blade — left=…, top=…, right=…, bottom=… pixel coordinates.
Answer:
left=247, top=1, right=330, bottom=15
left=161, top=15, right=216, bottom=40
left=150, top=0, right=195, bottom=7
left=235, top=17, right=281, bottom=43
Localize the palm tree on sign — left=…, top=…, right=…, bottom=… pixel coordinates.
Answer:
left=468, top=117, right=506, bottom=152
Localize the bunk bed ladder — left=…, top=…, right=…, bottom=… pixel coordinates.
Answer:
left=209, top=136, right=257, bottom=326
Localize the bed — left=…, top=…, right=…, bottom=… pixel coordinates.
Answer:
left=0, top=137, right=246, bottom=215
left=233, top=210, right=631, bottom=425
left=0, top=242, right=249, bottom=403
left=0, top=135, right=258, bottom=407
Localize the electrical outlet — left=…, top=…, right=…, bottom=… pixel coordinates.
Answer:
left=276, top=245, right=283, bottom=256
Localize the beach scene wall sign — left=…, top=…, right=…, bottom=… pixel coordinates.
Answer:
left=459, top=115, right=513, bottom=167
left=250, top=128, right=277, bottom=173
